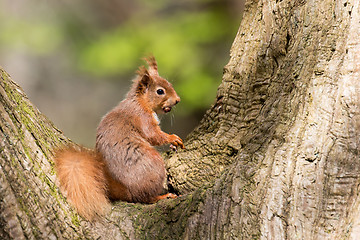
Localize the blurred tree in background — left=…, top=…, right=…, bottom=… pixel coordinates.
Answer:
left=0, top=0, right=244, bottom=146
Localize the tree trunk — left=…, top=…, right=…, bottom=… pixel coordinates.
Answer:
left=1, top=0, right=360, bottom=239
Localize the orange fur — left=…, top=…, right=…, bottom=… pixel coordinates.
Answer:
left=54, top=147, right=110, bottom=221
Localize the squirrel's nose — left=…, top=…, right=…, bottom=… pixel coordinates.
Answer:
left=175, top=97, right=180, bottom=105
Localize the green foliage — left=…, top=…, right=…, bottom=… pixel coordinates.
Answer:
left=0, top=1, right=240, bottom=113
left=78, top=9, right=238, bottom=113
left=0, top=17, right=64, bottom=55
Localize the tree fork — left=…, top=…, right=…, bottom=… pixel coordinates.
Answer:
left=1, top=0, right=360, bottom=239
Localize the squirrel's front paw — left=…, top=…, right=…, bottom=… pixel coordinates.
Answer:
left=168, top=134, right=185, bottom=150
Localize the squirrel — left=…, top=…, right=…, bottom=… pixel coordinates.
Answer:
left=54, top=56, right=185, bottom=221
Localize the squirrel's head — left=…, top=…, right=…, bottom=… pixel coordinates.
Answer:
left=133, top=56, right=180, bottom=114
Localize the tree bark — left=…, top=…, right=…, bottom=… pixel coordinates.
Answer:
left=1, top=0, right=360, bottom=239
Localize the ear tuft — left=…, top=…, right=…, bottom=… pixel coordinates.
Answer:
left=143, top=56, right=158, bottom=76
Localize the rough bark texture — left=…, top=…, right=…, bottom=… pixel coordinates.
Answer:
left=166, top=0, right=360, bottom=239
left=1, top=0, right=360, bottom=239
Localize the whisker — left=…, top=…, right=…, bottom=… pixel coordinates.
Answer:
left=171, top=113, right=175, bottom=127
left=170, top=106, right=177, bottom=127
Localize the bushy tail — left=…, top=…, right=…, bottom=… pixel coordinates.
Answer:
left=54, top=147, right=110, bottom=221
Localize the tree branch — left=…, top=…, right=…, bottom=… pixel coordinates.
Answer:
left=1, top=0, right=360, bottom=239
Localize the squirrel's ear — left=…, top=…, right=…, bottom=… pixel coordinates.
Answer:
left=136, top=66, right=152, bottom=94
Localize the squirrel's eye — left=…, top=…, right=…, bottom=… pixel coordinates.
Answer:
left=156, top=89, right=165, bottom=95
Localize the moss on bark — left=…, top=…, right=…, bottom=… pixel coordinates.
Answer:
left=1, top=0, right=360, bottom=239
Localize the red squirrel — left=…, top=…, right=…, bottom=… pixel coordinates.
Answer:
left=54, top=56, right=185, bottom=221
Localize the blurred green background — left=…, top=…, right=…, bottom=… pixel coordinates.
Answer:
left=0, top=0, right=244, bottom=147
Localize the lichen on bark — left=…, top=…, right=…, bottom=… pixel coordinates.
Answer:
left=1, top=0, right=360, bottom=239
